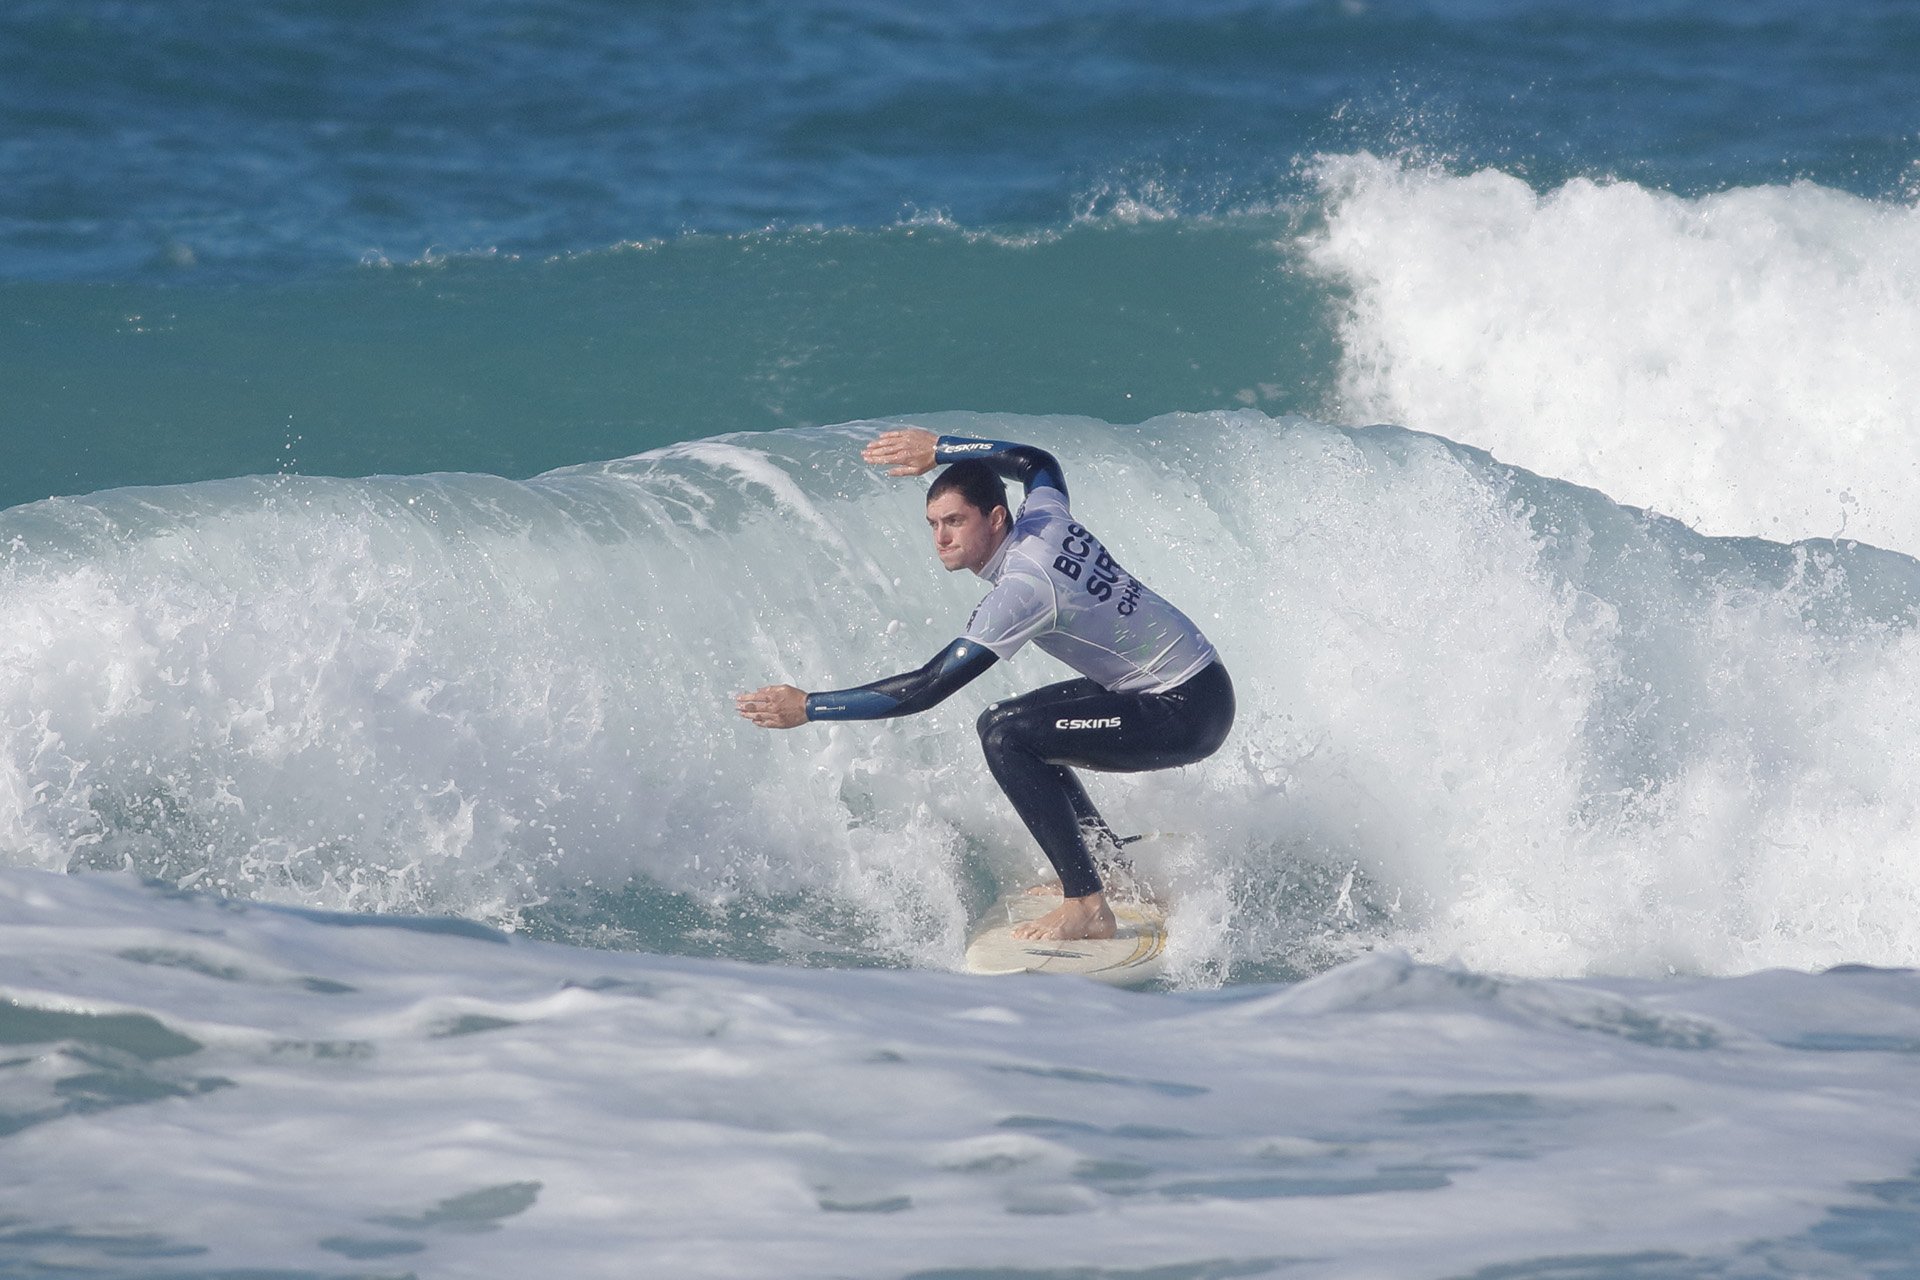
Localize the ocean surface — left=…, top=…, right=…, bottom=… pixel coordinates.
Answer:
left=5, top=2, right=1920, bottom=1276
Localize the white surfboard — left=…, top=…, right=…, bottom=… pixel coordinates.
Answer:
left=963, top=892, right=1169, bottom=986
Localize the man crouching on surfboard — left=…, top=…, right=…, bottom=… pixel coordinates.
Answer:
left=736, top=428, right=1234, bottom=942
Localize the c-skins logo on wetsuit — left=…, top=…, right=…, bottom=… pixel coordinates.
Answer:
left=1055, top=716, right=1122, bottom=730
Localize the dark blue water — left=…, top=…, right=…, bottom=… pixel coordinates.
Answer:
left=5, top=0, right=1916, bottom=283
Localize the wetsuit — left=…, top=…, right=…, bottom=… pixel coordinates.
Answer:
left=804, top=436, right=1235, bottom=898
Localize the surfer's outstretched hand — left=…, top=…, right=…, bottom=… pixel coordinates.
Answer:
left=736, top=684, right=808, bottom=729
left=862, top=427, right=938, bottom=477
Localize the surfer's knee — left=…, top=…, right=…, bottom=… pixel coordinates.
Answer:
left=977, top=700, right=1043, bottom=777
left=976, top=700, right=1014, bottom=752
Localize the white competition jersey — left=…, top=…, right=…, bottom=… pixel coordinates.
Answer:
left=961, top=485, right=1217, bottom=695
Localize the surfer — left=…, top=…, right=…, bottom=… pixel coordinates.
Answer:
left=736, top=428, right=1233, bottom=942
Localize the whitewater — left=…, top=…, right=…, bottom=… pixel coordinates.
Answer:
left=6, top=868, right=1920, bottom=1279
left=6, top=404, right=1918, bottom=981
left=1306, top=153, right=1920, bottom=557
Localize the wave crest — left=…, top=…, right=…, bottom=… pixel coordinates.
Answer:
left=1305, top=152, right=1920, bottom=554
left=3, top=412, right=1918, bottom=982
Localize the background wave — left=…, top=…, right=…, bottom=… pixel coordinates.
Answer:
left=1305, top=153, right=1920, bottom=555
left=4, top=411, right=1917, bottom=983
left=13, top=153, right=1920, bottom=560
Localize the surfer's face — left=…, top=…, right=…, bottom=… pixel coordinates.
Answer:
left=925, top=492, right=1008, bottom=575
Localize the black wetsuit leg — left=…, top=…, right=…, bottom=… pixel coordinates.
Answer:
left=975, top=662, right=1235, bottom=898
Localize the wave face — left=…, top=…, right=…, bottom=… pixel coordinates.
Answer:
left=4, top=411, right=1917, bottom=983
left=1304, top=153, right=1920, bottom=555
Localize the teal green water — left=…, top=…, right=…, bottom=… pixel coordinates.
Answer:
left=4, top=218, right=1330, bottom=508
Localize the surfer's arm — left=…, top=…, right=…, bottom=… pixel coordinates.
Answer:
left=802, top=637, right=998, bottom=721
left=932, top=436, right=1067, bottom=499
left=863, top=428, right=1067, bottom=499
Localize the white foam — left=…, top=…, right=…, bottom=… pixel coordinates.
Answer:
left=2, top=869, right=1918, bottom=1278
left=1304, top=152, right=1920, bottom=554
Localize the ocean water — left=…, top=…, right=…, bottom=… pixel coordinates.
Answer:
left=5, top=2, right=1920, bottom=1276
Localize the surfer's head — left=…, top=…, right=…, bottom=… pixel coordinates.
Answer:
left=925, top=461, right=1010, bottom=575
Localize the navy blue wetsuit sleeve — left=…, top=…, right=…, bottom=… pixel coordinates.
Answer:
left=804, top=637, right=999, bottom=721
left=934, top=436, right=1067, bottom=501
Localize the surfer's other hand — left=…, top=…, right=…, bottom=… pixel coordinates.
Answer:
left=735, top=684, right=809, bottom=729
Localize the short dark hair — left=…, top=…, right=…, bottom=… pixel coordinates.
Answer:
left=926, top=460, right=1008, bottom=520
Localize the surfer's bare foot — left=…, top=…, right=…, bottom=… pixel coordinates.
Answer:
left=1023, top=879, right=1063, bottom=897
left=1011, top=892, right=1116, bottom=941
